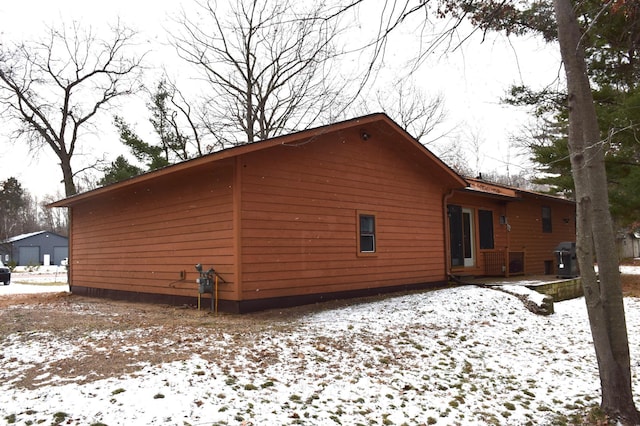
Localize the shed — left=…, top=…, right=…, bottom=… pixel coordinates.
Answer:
left=49, top=114, right=576, bottom=312
left=617, top=230, right=640, bottom=259
left=1, top=231, right=69, bottom=266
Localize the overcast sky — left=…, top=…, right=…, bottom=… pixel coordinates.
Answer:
left=0, top=0, right=563, bottom=199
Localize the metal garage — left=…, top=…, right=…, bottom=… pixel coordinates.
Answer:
left=1, top=231, right=69, bottom=266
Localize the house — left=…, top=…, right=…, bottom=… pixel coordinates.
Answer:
left=1, top=231, right=69, bottom=266
left=49, top=114, right=576, bottom=312
left=447, top=178, right=576, bottom=277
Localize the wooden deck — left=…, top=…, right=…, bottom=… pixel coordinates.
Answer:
left=452, top=274, right=583, bottom=302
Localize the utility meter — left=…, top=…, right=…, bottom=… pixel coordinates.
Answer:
left=195, top=263, right=214, bottom=294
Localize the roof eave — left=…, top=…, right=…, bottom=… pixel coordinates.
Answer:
left=48, top=113, right=468, bottom=207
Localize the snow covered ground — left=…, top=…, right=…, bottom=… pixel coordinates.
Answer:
left=1, top=266, right=69, bottom=294
left=1, top=270, right=639, bottom=425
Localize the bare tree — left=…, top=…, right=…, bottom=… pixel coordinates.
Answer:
left=160, top=78, right=212, bottom=156
left=365, top=78, right=449, bottom=143
left=39, top=194, right=69, bottom=236
left=171, top=0, right=351, bottom=145
left=145, top=77, right=222, bottom=157
left=553, top=0, right=640, bottom=422
left=464, top=125, right=485, bottom=176
left=0, top=21, right=144, bottom=197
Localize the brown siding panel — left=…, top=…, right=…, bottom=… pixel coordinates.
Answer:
left=70, top=163, right=236, bottom=300
left=238, top=129, right=447, bottom=300
left=448, top=189, right=575, bottom=276
left=508, top=195, right=576, bottom=275
left=446, top=193, right=509, bottom=276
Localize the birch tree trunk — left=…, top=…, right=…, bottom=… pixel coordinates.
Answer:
left=552, top=0, right=640, bottom=423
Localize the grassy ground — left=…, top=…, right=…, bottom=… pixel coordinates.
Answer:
left=2, top=269, right=640, bottom=425
left=620, top=258, right=640, bottom=298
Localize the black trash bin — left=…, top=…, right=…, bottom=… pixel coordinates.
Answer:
left=554, top=242, right=579, bottom=278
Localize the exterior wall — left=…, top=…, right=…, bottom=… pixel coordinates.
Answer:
left=446, top=192, right=509, bottom=276
left=618, top=234, right=640, bottom=259
left=236, top=126, right=452, bottom=301
left=505, top=194, right=576, bottom=275
left=69, top=160, right=236, bottom=301
left=447, top=190, right=576, bottom=276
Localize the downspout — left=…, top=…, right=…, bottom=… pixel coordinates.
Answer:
left=67, top=207, right=73, bottom=292
left=443, top=189, right=455, bottom=281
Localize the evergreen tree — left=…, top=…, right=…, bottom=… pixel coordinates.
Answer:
left=113, top=115, right=171, bottom=172
left=0, top=178, right=27, bottom=240
left=0, top=178, right=51, bottom=240
left=498, top=0, right=640, bottom=227
left=98, top=155, right=145, bottom=186
left=99, top=79, right=196, bottom=186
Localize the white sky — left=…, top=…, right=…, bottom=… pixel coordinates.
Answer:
left=0, top=0, right=563, bottom=199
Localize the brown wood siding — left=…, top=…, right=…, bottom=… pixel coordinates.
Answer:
left=447, top=192, right=509, bottom=276
left=507, top=194, right=576, bottom=275
left=238, top=127, right=449, bottom=300
left=448, top=190, right=575, bottom=276
left=69, top=161, right=236, bottom=299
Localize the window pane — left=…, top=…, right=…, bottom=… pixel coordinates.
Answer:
left=359, top=214, right=375, bottom=253
left=360, top=215, right=374, bottom=233
left=542, top=206, right=552, bottom=233
left=479, top=210, right=494, bottom=249
left=463, top=212, right=472, bottom=258
left=448, top=205, right=464, bottom=266
left=360, top=235, right=375, bottom=252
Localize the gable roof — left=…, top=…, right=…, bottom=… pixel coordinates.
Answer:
left=4, top=231, right=68, bottom=243
left=49, top=113, right=467, bottom=208
left=5, top=231, right=46, bottom=243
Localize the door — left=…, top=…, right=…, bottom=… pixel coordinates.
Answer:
left=448, top=205, right=475, bottom=268
left=462, top=208, right=475, bottom=267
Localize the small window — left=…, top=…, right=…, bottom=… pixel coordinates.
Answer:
left=359, top=214, right=376, bottom=253
left=542, top=206, right=552, bottom=233
left=478, top=210, right=494, bottom=249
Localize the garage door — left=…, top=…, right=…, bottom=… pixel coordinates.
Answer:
left=53, top=246, right=68, bottom=266
left=19, top=246, right=40, bottom=266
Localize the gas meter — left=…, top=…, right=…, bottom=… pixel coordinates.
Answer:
left=195, top=263, right=214, bottom=294
left=194, top=263, right=226, bottom=312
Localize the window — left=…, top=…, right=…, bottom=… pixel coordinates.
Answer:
left=542, top=206, right=552, bottom=233
left=359, top=214, right=376, bottom=253
left=448, top=205, right=464, bottom=266
left=462, top=212, right=472, bottom=258
left=478, top=210, right=494, bottom=249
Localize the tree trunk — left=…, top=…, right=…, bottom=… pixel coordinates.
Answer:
left=552, top=0, right=640, bottom=423
left=60, top=154, right=77, bottom=198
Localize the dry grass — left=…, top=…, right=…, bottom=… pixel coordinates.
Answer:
left=2, top=271, right=639, bottom=389
left=0, top=292, right=308, bottom=387
left=621, top=275, right=640, bottom=298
